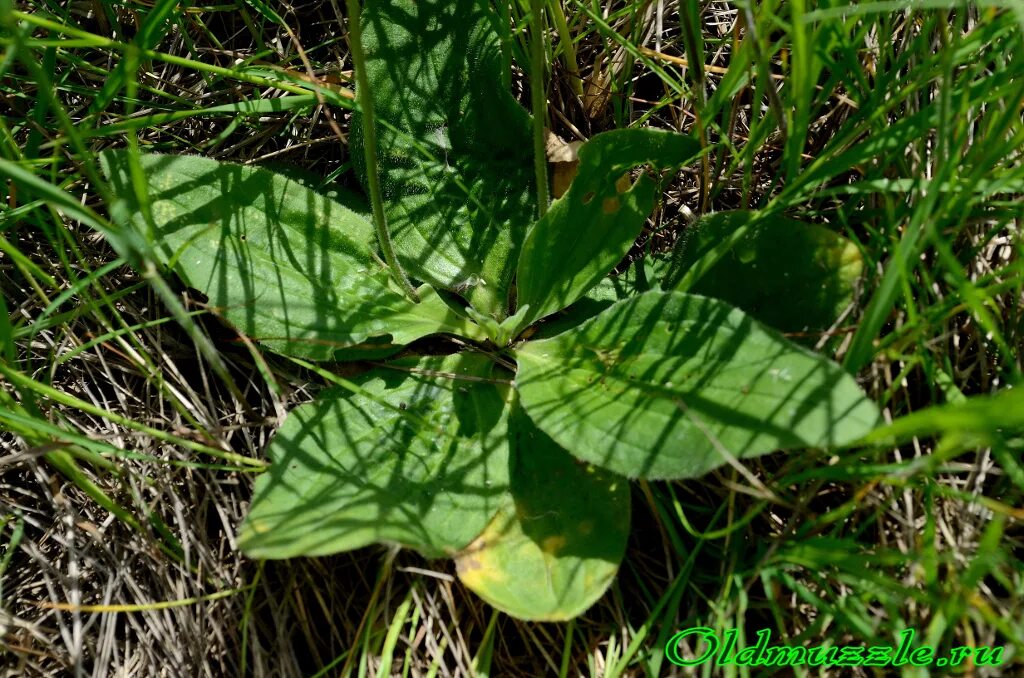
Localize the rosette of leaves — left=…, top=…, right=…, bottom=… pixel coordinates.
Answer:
left=100, top=0, right=880, bottom=621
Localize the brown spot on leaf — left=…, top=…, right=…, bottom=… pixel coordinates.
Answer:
left=456, top=556, right=482, bottom=573
left=542, top=536, right=567, bottom=554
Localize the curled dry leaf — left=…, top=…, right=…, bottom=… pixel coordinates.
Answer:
left=545, top=129, right=583, bottom=199
left=582, top=56, right=612, bottom=119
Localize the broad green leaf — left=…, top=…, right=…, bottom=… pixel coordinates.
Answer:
left=515, top=291, right=881, bottom=480
left=100, top=151, right=486, bottom=360
left=574, top=255, right=663, bottom=305
left=354, top=0, right=535, bottom=318
left=662, top=210, right=863, bottom=334
left=529, top=259, right=658, bottom=341
left=514, top=129, right=702, bottom=329
left=239, top=354, right=512, bottom=559
left=455, top=408, right=629, bottom=621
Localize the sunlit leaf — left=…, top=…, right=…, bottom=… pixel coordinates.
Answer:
left=529, top=259, right=658, bottom=341
left=456, top=408, right=629, bottom=620
left=515, top=291, right=881, bottom=480
left=101, top=151, right=485, bottom=359
left=354, top=0, right=535, bottom=317
left=239, top=354, right=512, bottom=559
left=515, top=129, right=701, bottom=329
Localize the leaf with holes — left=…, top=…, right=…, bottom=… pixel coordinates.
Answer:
left=515, top=129, right=702, bottom=330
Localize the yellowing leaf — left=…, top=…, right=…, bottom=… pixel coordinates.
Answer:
left=455, top=409, right=629, bottom=620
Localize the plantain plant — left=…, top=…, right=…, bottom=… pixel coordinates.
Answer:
left=100, top=0, right=880, bottom=620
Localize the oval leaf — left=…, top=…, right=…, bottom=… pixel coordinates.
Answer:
left=355, top=0, right=535, bottom=317
left=456, top=409, right=630, bottom=620
left=514, top=291, right=881, bottom=480
left=100, top=151, right=485, bottom=359
left=515, top=128, right=702, bottom=329
left=662, top=210, right=863, bottom=334
left=530, top=258, right=659, bottom=341
left=238, top=354, right=512, bottom=559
